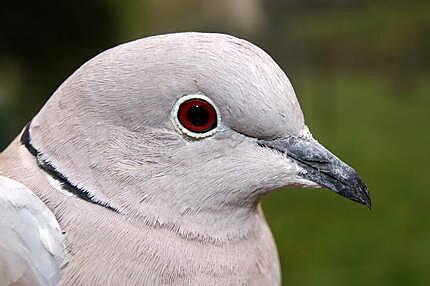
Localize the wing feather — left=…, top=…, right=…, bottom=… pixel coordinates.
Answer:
left=0, top=176, right=65, bottom=286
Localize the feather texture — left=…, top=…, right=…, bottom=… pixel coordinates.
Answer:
left=0, top=175, right=65, bottom=286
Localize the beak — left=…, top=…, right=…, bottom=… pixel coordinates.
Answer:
left=258, top=135, right=371, bottom=209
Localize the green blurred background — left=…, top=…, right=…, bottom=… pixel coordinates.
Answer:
left=1, top=1, right=429, bottom=285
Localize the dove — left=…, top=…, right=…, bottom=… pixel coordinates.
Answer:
left=0, top=32, right=370, bottom=285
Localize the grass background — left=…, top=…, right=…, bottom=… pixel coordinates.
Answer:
left=1, top=1, right=429, bottom=285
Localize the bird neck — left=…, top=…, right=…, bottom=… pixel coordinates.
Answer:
left=20, top=122, right=119, bottom=212
left=18, top=118, right=270, bottom=243
left=126, top=200, right=262, bottom=244
left=5, top=127, right=263, bottom=244
left=0, top=136, right=282, bottom=285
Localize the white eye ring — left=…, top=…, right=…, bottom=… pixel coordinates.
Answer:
left=171, top=94, right=221, bottom=139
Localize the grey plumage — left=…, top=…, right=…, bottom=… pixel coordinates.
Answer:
left=0, top=32, right=369, bottom=285
left=0, top=175, right=65, bottom=286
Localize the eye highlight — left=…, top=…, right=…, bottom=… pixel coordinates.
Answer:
left=172, top=94, right=220, bottom=138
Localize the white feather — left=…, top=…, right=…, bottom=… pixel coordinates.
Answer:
left=0, top=175, right=65, bottom=286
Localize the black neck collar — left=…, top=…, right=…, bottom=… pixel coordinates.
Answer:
left=20, top=122, right=119, bottom=213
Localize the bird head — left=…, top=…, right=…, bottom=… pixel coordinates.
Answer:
left=27, top=33, right=370, bottom=236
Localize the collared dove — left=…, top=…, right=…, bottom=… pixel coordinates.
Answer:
left=0, top=32, right=370, bottom=286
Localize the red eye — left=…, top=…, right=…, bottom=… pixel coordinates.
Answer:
left=177, top=99, right=218, bottom=133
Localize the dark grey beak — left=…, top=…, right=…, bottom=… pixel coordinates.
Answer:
left=258, top=135, right=371, bottom=208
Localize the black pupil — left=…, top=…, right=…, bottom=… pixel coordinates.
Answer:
left=187, top=105, right=209, bottom=126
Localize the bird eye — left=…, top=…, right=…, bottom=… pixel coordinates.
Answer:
left=178, top=99, right=217, bottom=133
left=173, top=95, right=220, bottom=138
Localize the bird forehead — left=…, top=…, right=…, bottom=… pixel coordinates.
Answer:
left=69, top=33, right=305, bottom=138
